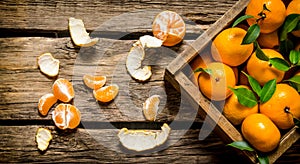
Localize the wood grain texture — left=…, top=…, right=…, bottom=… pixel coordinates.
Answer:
left=0, top=0, right=238, bottom=33
left=0, top=37, right=201, bottom=123
left=0, top=126, right=299, bottom=163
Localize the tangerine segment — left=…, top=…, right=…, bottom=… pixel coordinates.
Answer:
left=83, top=74, right=106, bottom=90
left=143, top=95, right=160, bottom=121
left=52, top=103, right=81, bottom=130
left=93, top=84, right=119, bottom=103
left=152, top=10, right=186, bottom=46
left=260, top=84, right=300, bottom=129
left=36, top=128, right=52, bottom=151
left=245, top=0, right=286, bottom=34
left=198, top=62, right=236, bottom=101
left=37, top=53, right=60, bottom=77
left=38, top=93, right=58, bottom=116
left=242, top=113, right=280, bottom=152
left=52, top=78, right=75, bottom=102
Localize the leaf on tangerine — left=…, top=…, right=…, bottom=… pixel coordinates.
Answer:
left=280, top=14, right=300, bottom=41
left=257, top=154, right=269, bottom=164
left=289, top=50, right=300, bottom=65
left=269, top=58, right=290, bottom=71
left=242, top=24, right=260, bottom=45
left=260, top=79, right=276, bottom=103
left=227, top=141, right=255, bottom=151
left=242, top=71, right=262, bottom=97
left=232, top=15, right=254, bottom=28
left=229, top=87, right=258, bottom=108
left=194, top=68, right=212, bottom=75
left=285, top=75, right=300, bottom=85
left=255, top=42, right=269, bottom=61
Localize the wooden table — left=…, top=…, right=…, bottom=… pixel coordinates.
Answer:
left=0, top=0, right=299, bottom=163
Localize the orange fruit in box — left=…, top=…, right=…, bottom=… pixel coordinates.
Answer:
left=211, top=27, right=253, bottom=67
left=242, top=113, right=281, bottom=153
left=257, top=30, right=280, bottom=49
left=260, top=83, right=300, bottom=129
left=52, top=103, right=81, bottom=130
left=52, top=78, right=75, bottom=102
left=152, top=10, right=186, bottom=46
left=286, top=0, right=300, bottom=37
left=190, top=51, right=213, bottom=85
left=38, top=93, right=57, bottom=116
left=198, top=62, right=236, bottom=101
left=93, top=84, right=119, bottom=103
left=223, top=85, right=258, bottom=126
left=245, top=0, right=286, bottom=34
left=246, top=49, right=285, bottom=86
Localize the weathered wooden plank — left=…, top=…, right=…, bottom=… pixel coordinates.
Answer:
left=0, top=0, right=238, bottom=34
left=0, top=126, right=299, bottom=163
left=0, top=37, right=201, bottom=122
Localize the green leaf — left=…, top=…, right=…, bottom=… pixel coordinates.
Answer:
left=269, top=58, right=290, bottom=71
left=279, top=40, right=294, bottom=57
left=242, top=24, right=260, bottom=45
left=232, top=15, right=254, bottom=27
left=229, top=87, right=258, bottom=108
left=289, top=50, right=300, bottom=65
left=280, top=14, right=300, bottom=41
left=242, top=71, right=262, bottom=96
left=194, top=68, right=212, bottom=75
left=285, top=75, right=300, bottom=85
left=255, top=42, right=269, bottom=61
left=260, top=79, right=276, bottom=103
left=227, top=141, right=255, bottom=151
left=257, top=154, right=269, bottom=164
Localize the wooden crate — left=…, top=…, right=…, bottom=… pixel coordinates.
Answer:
left=165, top=0, right=300, bottom=163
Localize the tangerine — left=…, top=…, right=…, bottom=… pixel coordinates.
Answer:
left=257, top=30, right=279, bottom=49
left=198, top=62, right=236, bottom=101
left=190, top=51, right=213, bottom=85
left=52, top=103, right=81, bottom=130
left=223, top=85, right=258, bottom=125
left=245, top=0, right=286, bottom=34
left=52, top=78, right=75, bottom=102
left=93, top=84, right=119, bottom=103
left=286, top=0, right=300, bottom=37
left=211, top=27, right=254, bottom=67
left=242, top=113, right=281, bottom=152
left=260, top=83, right=300, bottom=129
left=246, top=49, right=285, bottom=85
left=38, top=93, right=57, bottom=116
left=152, top=10, right=186, bottom=46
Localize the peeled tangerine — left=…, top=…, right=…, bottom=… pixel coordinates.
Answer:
left=36, top=128, right=52, bottom=151
left=118, top=123, right=171, bottom=151
left=37, top=53, right=60, bottom=77
left=68, top=17, right=99, bottom=47
left=143, top=95, right=160, bottom=121
left=52, top=104, right=81, bottom=130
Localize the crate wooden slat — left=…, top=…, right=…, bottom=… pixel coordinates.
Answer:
left=165, top=0, right=300, bottom=163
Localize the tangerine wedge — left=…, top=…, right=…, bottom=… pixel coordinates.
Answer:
left=52, top=78, right=75, bottom=102
left=83, top=74, right=106, bottom=90
left=93, top=84, right=119, bottom=103
left=38, top=93, right=58, bottom=116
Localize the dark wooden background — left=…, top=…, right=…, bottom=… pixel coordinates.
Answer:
left=0, top=0, right=299, bottom=163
